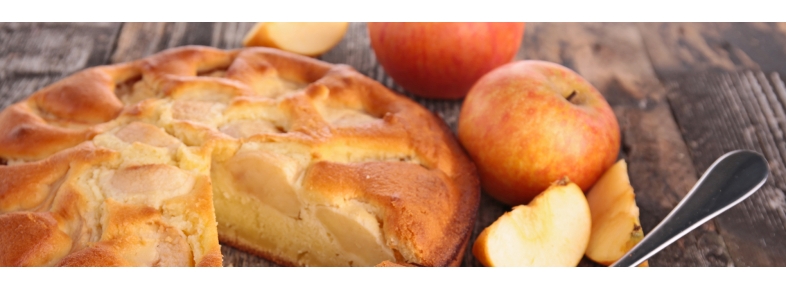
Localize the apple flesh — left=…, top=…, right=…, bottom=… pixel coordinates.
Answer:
left=585, top=159, right=648, bottom=266
left=472, top=177, right=591, bottom=267
left=458, top=60, right=620, bottom=206
left=367, top=22, right=525, bottom=99
left=243, top=22, right=349, bottom=57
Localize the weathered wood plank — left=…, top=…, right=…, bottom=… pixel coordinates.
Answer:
left=0, top=22, right=121, bottom=109
left=638, top=23, right=786, bottom=77
left=112, top=22, right=244, bottom=63
left=210, top=22, right=256, bottom=50
left=522, top=23, right=733, bottom=266
left=664, top=70, right=786, bottom=266
left=111, top=23, right=167, bottom=64
left=523, top=23, right=667, bottom=105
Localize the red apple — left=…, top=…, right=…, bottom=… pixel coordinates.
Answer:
left=367, top=22, right=525, bottom=99
left=457, top=60, right=620, bottom=206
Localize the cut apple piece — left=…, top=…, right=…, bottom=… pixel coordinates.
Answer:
left=585, top=159, right=647, bottom=266
left=473, top=177, right=591, bottom=266
left=243, top=22, right=349, bottom=57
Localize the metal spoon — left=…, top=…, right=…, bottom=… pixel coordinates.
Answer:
left=611, top=150, right=769, bottom=267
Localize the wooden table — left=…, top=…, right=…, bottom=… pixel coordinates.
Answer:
left=2, top=23, right=785, bottom=267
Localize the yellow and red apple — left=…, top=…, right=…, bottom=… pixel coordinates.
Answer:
left=367, top=22, right=525, bottom=99
left=458, top=60, right=620, bottom=206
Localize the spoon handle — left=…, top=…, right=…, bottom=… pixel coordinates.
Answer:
left=611, top=150, right=769, bottom=267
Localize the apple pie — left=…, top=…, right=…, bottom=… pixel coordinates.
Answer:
left=0, top=46, right=480, bottom=267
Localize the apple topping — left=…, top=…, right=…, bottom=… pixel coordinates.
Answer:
left=315, top=205, right=394, bottom=265
left=115, top=122, right=181, bottom=151
left=225, top=150, right=303, bottom=218
left=317, top=106, right=379, bottom=127
left=104, top=164, right=196, bottom=208
left=243, top=22, right=349, bottom=57
left=219, top=119, right=284, bottom=139
left=472, top=177, right=591, bottom=266
left=171, top=100, right=226, bottom=125
left=585, top=159, right=647, bottom=266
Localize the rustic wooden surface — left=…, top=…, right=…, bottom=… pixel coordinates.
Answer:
left=2, top=22, right=785, bottom=267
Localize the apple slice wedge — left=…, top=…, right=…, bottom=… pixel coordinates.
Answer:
left=585, top=159, right=648, bottom=266
left=242, top=22, right=349, bottom=57
left=473, top=177, right=591, bottom=266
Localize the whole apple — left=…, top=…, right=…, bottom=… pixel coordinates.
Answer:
left=457, top=60, right=620, bottom=206
left=367, top=22, right=525, bottom=99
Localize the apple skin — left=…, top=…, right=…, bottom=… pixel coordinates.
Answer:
left=457, top=60, right=620, bottom=206
left=367, top=22, right=525, bottom=100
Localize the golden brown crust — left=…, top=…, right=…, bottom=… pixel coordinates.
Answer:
left=0, top=103, right=100, bottom=161
left=56, top=245, right=129, bottom=267
left=196, top=248, right=224, bottom=267
left=0, top=212, right=73, bottom=266
left=29, top=68, right=125, bottom=124
left=0, top=45, right=479, bottom=267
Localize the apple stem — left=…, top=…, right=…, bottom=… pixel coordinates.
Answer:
left=566, top=90, right=577, bottom=102
left=554, top=176, right=571, bottom=186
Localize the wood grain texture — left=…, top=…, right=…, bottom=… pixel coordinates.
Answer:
left=639, top=23, right=786, bottom=76
left=664, top=70, right=786, bottom=266
left=0, top=23, right=121, bottom=109
left=523, top=23, right=667, bottom=105
left=111, top=22, right=254, bottom=64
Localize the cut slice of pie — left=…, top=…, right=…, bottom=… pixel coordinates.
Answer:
left=0, top=46, right=480, bottom=267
